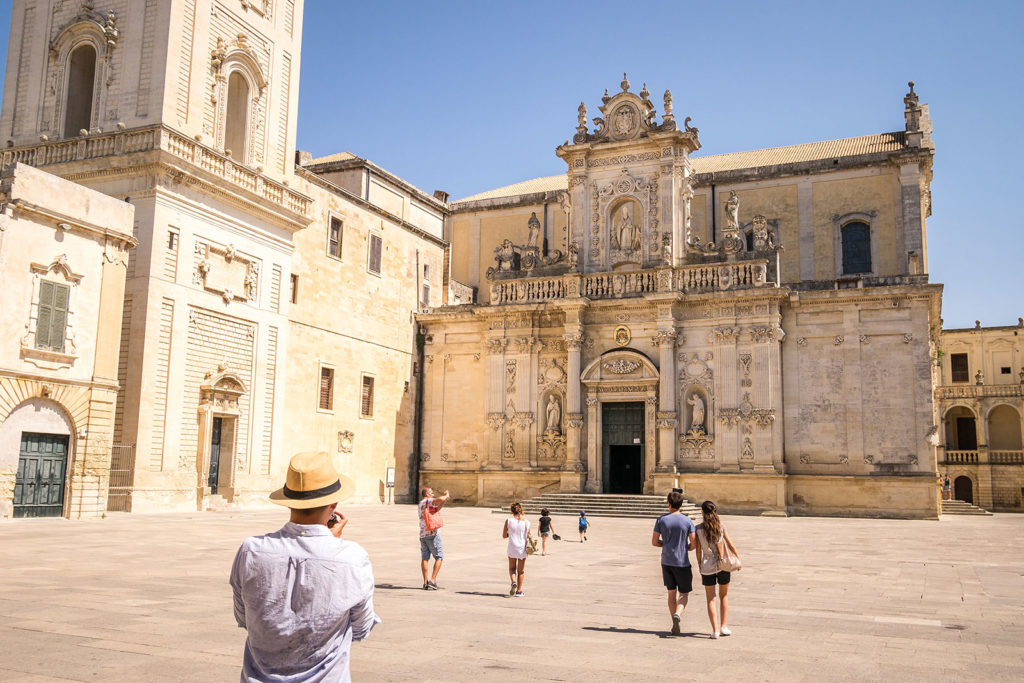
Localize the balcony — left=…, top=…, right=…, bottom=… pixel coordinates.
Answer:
left=935, top=384, right=1024, bottom=400
left=1, top=125, right=313, bottom=225
left=487, top=259, right=774, bottom=305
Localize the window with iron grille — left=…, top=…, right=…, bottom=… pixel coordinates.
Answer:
left=841, top=221, right=871, bottom=274
left=36, top=280, right=70, bottom=352
left=368, top=234, right=383, bottom=274
left=360, top=375, right=374, bottom=418
left=328, top=217, right=343, bottom=259
left=319, top=367, right=334, bottom=410
left=950, top=353, right=969, bottom=383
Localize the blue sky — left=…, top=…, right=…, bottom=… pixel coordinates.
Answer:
left=1, top=0, right=1020, bottom=328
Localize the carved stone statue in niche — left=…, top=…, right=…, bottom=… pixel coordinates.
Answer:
left=545, top=395, right=562, bottom=435
left=615, top=201, right=641, bottom=253
left=687, top=393, right=706, bottom=435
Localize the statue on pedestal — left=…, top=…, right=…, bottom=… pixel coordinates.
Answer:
left=687, top=393, right=705, bottom=435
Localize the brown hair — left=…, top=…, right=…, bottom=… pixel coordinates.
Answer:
left=701, top=500, right=722, bottom=544
left=510, top=501, right=524, bottom=516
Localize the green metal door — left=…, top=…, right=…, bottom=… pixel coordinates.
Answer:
left=601, top=402, right=645, bottom=494
left=14, top=433, right=69, bottom=518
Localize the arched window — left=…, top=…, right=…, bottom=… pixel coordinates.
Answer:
left=841, top=221, right=871, bottom=274
left=224, top=71, right=250, bottom=162
left=64, top=43, right=97, bottom=138
left=745, top=231, right=754, bottom=252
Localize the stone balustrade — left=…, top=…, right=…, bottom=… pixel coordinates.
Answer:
left=488, top=259, right=773, bottom=305
left=935, top=384, right=1024, bottom=399
left=943, top=450, right=978, bottom=464
left=990, top=450, right=1024, bottom=465
left=1, top=125, right=312, bottom=219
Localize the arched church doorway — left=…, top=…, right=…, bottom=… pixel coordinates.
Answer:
left=954, top=476, right=973, bottom=504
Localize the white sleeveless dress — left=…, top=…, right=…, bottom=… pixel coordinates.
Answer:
left=506, top=517, right=531, bottom=560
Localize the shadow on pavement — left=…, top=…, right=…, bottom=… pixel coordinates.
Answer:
left=583, top=626, right=707, bottom=639
left=455, top=591, right=511, bottom=598
left=375, top=584, right=426, bottom=591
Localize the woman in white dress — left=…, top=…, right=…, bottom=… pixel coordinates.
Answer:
left=502, top=501, right=532, bottom=597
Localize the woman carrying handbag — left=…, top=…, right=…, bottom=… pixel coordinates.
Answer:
left=503, top=502, right=533, bottom=597
left=693, top=500, right=740, bottom=639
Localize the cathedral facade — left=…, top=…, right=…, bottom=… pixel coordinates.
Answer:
left=420, top=77, right=943, bottom=517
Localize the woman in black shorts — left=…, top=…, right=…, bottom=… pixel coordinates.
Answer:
left=693, top=500, right=737, bottom=639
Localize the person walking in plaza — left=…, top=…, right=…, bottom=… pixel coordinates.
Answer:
left=943, top=473, right=952, bottom=501
left=652, top=490, right=697, bottom=636
left=578, top=510, right=589, bottom=542
left=694, top=500, right=738, bottom=639
left=230, top=451, right=379, bottom=682
left=538, top=508, right=555, bottom=555
left=503, top=502, right=532, bottom=596
left=418, top=486, right=450, bottom=590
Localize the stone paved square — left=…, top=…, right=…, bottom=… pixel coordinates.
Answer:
left=1, top=507, right=1022, bottom=681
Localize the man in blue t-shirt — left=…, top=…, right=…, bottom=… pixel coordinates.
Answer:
left=652, top=490, right=696, bottom=636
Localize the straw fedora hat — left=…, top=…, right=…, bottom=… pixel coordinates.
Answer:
left=269, top=452, right=356, bottom=509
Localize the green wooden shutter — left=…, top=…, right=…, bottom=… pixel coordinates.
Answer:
left=35, top=281, right=54, bottom=350
left=49, top=283, right=69, bottom=352
left=35, top=281, right=69, bottom=352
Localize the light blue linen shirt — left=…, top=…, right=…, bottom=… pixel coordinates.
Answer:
left=230, top=522, right=381, bottom=682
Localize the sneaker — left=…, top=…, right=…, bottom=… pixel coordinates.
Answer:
left=510, top=581, right=517, bottom=596
left=426, top=581, right=438, bottom=590
left=422, top=583, right=429, bottom=590
left=671, top=613, right=681, bottom=636
left=719, top=626, right=732, bottom=636
left=712, top=631, right=720, bottom=639
left=514, top=592, right=525, bottom=597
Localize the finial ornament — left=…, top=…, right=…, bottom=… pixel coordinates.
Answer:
left=640, top=82, right=650, bottom=100
left=620, top=72, right=630, bottom=92
left=577, top=102, right=587, bottom=127
left=601, top=88, right=611, bottom=104
left=663, top=90, right=673, bottom=116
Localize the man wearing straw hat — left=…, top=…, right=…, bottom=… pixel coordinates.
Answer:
left=230, top=452, right=380, bottom=682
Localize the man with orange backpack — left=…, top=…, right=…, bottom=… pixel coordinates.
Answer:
left=418, top=486, right=450, bottom=590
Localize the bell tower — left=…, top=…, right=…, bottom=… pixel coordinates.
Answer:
left=0, top=0, right=304, bottom=178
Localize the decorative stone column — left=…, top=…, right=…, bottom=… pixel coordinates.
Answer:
left=564, top=331, right=585, bottom=472
left=654, top=329, right=678, bottom=472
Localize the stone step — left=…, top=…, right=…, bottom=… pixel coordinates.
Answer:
left=492, top=493, right=702, bottom=520
left=940, top=500, right=992, bottom=516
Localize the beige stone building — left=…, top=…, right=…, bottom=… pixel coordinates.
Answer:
left=0, top=163, right=135, bottom=517
left=936, top=321, right=1024, bottom=510
left=419, top=77, right=943, bottom=518
left=0, top=0, right=445, bottom=516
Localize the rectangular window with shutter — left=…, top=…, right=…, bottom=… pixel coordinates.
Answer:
left=319, top=366, right=334, bottom=411
left=36, top=280, right=70, bottom=353
left=421, top=282, right=430, bottom=308
left=950, top=353, right=969, bottom=383
left=368, top=234, right=382, bottom=275
left=327, top=217, right=343, bottom=259
left=360, top=375, right=374, bottom=418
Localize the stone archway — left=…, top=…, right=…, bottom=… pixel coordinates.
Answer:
left=0, top=397, right=74, bottom=518
left=943, top=406, right=978, bottom=451
left=954, top=475, right=974, bottom=504
left=196, top=366, right=246, bottom=507
left=580, top=349, right=659, bottom=493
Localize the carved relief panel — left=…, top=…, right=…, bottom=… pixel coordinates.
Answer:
left=194, top=240, right=260, bottom=304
